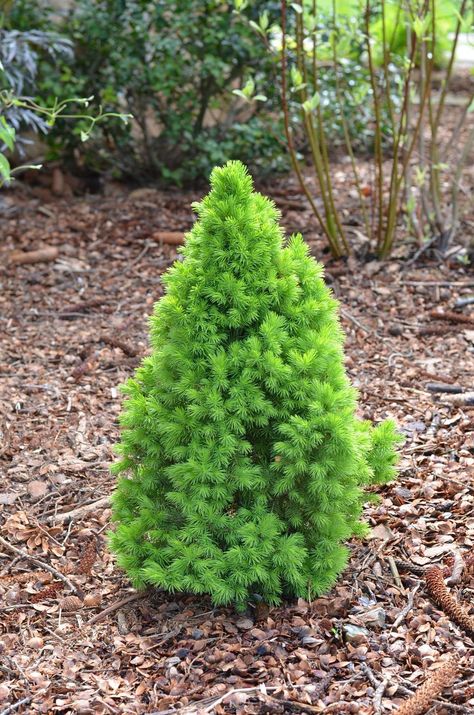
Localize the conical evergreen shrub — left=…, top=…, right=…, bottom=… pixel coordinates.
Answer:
left=110, top=161, right=400, bottom=608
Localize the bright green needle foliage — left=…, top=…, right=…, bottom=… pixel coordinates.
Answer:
left=110, top=160, right=401, bottom=609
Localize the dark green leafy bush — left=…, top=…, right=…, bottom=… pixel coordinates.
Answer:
left=110, top=161, right=401, bottom=608
left=35, top=0, right=285, bottom=184
left=0, top=2, right=72, bottom=149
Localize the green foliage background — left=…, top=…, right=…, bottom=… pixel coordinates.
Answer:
left=5, top=1, right=467, bottom=186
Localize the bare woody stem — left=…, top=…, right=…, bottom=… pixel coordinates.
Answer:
left=295, top=9, right=347, bottom=254
left=427, top=0, right=468, bottom=238
left=304, top=6, right=349, bottom=254
left=280, top=0, right=343, bottom=257
left=365, top=1, right=385, bottom=252
left=379, top=2, right=426, bottom=258
left=330, top=0, right=370, bottom=238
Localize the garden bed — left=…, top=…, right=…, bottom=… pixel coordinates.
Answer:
left=1, top=181, right=474, bottom=714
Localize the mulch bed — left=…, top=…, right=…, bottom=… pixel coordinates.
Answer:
left=1, top=179, right=474, bottom=714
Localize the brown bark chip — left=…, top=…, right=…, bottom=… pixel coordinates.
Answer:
left=9, top=246, right=59, bottom=265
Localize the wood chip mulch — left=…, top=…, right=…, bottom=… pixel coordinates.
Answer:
left=1, top=182, right=474, bottom=714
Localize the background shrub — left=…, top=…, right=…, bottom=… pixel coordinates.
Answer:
left=32, top=0, right=286, bottom=184
left=4, top=0, right=470, bottom=194
left=0, top=0, right=72, bottom=153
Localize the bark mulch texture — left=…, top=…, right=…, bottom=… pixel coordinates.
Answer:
left=1, top=187, right=474, bottom=714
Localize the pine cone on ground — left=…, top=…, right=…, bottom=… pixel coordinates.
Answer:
left=78, top=538, right=97, bottom=575
left=425, top=566, right=474, bottom=636
left=59, top=595, right=83, bottom=611
left=30, top=581, right=64, bottom=603
left=395, top=655, right=459, bottom=715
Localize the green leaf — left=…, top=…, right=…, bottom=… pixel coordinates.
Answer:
left=248, top=19, right=265, bottom=37
left=80, top=130, right=90, bottom=142
left=302, top=92, right=320, bottom=114
left=232, top=89, right=250, bottom=103
left=415, top=166, right=426, bottom=187
left=291, top=3, right=303, bottom=13
left=11, top=163, right=42, bottom=175
left=412, top=15, right=430, bottom=39
left=259, top=11, right=269, bottom=32
left=290, top=67, right=304, bottom=89
left=241, top=78, right=255, bottom=99
left=0, top=153, right=11, bottom=181
left=0, top=118, right=15, bottom=152
left=76, top=95, right=94, bottom=106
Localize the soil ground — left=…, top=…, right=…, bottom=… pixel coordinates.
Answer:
left=1, top=163, right=474, bottom=714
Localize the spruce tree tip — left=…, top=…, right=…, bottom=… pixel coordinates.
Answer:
left=209, top=160, right=253, bottom=200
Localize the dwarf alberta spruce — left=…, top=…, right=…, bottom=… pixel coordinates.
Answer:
left=110, top=161, right=400, bottom=608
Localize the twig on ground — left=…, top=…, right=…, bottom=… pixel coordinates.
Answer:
left=151, top=231, right=184, bottom=245
left=426, top=383, right=466, bottom=394
left=273, top=197, right=307, bottom=211
left=0, top=696, right=34, bottom=715
left=373, top=677, right=389, bottom=714
left=128, top=241, right=152, bottom=269
left=454, top=296, right=474, bottom=309
left=370, top=394, right=427, bottom=415
left=439, top=391, right=474, bottom=407
left=144, top=627, right=181, bottom=651
left=0, top=555, right=21, bottom=578
left=9, top=247, right=58, bottom=265
left=360, top=662, right=380, bottom=689
left=399, top=281, right=474, bottom=288
left=392, top=584, right=420, bottom=628
left=388, top=555, right=404, bottom=590
left=340, top=308, right=373, bottom=334
left=324, top=702, right=359, bottom=713
left=418, top=324, right=456, bottom=336
left=154, top=684, right=324, bottom=715
left=46, top=495, right=110, bottom=524
left=87, top=591, right=146, bottom=625
left=405, top=234, right=444, bottom=265
left=267, top=697, right=319, bottom=713
left=59, top=298, right=106, bottom=316
left=0, top=535, right=82, bottom=596
left=430, top=309, right=474, bottom=326
left=101, top=335, right=139, bottom=357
